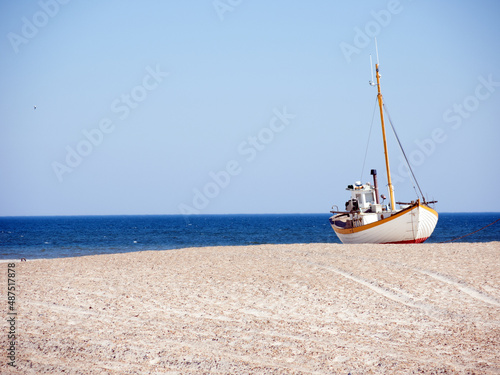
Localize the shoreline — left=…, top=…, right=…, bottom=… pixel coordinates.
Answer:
left=2, top=240, right=500, bottom=263
left=3, top=242, right=499, bottom=373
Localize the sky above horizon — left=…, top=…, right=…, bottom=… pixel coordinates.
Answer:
left=1, top=0, right=500, bottom=216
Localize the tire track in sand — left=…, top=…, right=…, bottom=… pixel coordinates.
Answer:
left=316, top=254, right=500, bottom=308
left=416, top=268, right=500, bottom=307
left=301, top=260, right=440, bottom=316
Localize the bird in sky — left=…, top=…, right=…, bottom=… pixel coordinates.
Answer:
left=34, top=105, right=36, bottom=110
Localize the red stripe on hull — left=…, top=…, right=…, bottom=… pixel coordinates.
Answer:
left=383, top=237, right=429, bottom=244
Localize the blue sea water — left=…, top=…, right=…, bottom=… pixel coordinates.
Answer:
left=0, top=213, right=499, bottom=260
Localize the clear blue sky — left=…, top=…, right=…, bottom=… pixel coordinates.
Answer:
left=1, top=0, right=499, bottom=216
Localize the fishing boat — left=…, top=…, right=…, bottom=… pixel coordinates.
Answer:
left=329, top=51, right=438, bottom=244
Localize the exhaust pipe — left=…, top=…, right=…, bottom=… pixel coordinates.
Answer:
left=370, top=169, right=380, bottom=204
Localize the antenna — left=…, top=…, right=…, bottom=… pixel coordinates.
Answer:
left=369, top=55, right=376, bottom=86
left=375, top=37, right=380, bottom=65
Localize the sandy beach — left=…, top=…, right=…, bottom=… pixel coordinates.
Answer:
left=2, top=242, right=499, bottom=374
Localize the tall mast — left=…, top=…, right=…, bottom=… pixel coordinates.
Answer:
left=375, top=63, right=396, bottom=211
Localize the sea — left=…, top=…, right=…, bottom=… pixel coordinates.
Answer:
left=0, top=213, right=499, bottom=260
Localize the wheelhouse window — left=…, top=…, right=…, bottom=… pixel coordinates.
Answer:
left=365, top=192, right=374, bottom=203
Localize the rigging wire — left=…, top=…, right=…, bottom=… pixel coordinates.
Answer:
left=382, top=103, right=426, bottom=201
left=441, top=217, right=500, bottom=243
left=360, top=97, right=379, bottom=182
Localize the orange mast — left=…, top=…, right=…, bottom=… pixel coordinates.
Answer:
left=375, top=63, right=396, bottom=211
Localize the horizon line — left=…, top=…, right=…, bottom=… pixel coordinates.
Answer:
left=1, top=211, right=500, bottom=218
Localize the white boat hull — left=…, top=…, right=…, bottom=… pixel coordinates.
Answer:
left=330, top=202, right=438, bottom=244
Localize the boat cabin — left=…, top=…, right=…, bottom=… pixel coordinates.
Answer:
left=345, top=181, right=383, bottom=213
